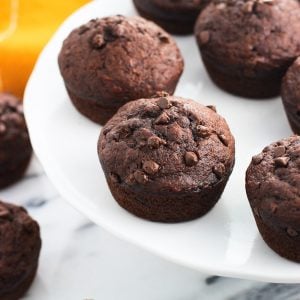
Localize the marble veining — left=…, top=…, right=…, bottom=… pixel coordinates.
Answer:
left=1, top=156, right=299, bottom=300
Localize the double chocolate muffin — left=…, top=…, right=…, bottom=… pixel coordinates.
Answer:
left=133, top=0, right=209, bottom=35
left=281, top=57, right=300, bottom=134
left=0, top=201, right=41, bottom=300
left=246, top=135, right=300, bottom=262
left=195, top=0, right=300, bottom=99
left=58, top=15, right=184, bottom=125
left=0, top=93, right=32, bottom=188
left=98, top=94, right=235, bottom=222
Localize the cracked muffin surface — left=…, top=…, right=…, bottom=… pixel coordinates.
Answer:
left=58, top=15, right=184, bottom=124
left=98, top=94, right=235, bottom=222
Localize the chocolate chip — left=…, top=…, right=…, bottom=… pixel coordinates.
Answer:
left=141, top=105, right=161, bottom=118
left=153, top=91, right=169, bottom=98
left=0, top=209, right=10, bottom=218
left=128, top=118, right=143, bottom=130
left=260, top=0, right=274, bottom=4
left=1, top=113, right=23, bottom=126
left=92, top=34, right=105, bottom=49
left=263, top=146, right=271, bottom=153
left=125, top=174, right=135, bottom=185
left=78, top=25, right=90, bottom=34
left=213, top=163, right=225, bottom=179
left=199, top=31, right=210, bottom=45
left=158, top=32, right=169, bottom=43
left=0, top=205, right=11, bottom=219
left=216, top=3, right=226, bottom=9
left=274, top=146, right=286, bottom=158
left=253, top=207, right=260, bottom=217
left=103, top=26, right=118, bottom=42
left=274, top=157, right=290, bottom=168
left=195, top=125, right=210, bottom=138
left=243, top=1, right=254, bottom=13
left=16, top=104, right=24, bottom=114
left=177, top=116, right=190, bottom=128
left=166, top=123, right=184, bottom=141
left=0, top=123, right=6, bottom=135
left=143, top=160, right=160, bottom=175
left=102, top=125, right=114, bottom=135
left=252, top=153, right=264, bottom=165
left=218, top=134, right=229, bottom=146
left=147, top=136, right=165, bottom=149
left=155, top=112, right=170, bottom=125
left=133, top=170, right=148, bottom=184
left=185, top=151, right=198, bottom=167
left=287, top=227, right=298, bottom=237
left=157, top=97, right=171, bottom=109
left=109, top=173, right=120, bottom=183
left=270, top=202, right=278, bottom=214
left=206, top=105, right=217, bottom=112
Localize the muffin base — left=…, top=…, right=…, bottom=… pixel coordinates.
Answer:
left=67, top=88, right=117, bottom=125
left=1, top=264, right=38, bottom=300
left=254, top=215, right=300, bottom=262
left=0, top=153, right=32, bottom=189
left=107, top=173, right=232, bottom=223
left=201, top=55, right=281, bottom=99
left=133, top=0, right=198, bottom=35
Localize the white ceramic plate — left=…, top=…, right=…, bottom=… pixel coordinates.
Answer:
left=24, top=0, right=300, bottom=283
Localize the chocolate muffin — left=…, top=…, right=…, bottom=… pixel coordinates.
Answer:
left=98, top=94, right=235, bottom=222
left=0, top=201, right=41, bottom=300
left=281, top=57, right=300, bottom=134
left=58, top=15, right=184, bottom=125
left=133, top=0, right=209, bottom=35
left=0, top=93, right=32, bottom=188
left=195, top=0, right=300, bottom=99
left=246, top=135, right=300, bottom=262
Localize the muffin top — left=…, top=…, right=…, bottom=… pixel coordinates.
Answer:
left=98, top=95, right=235, bottom=192
left=0, top=201, right=41, bottom=293
left=246, top=135, right=300, bottom=234
left=58, top=15, right=183, bottom=108
left=282, top=57, right=300, bottom=111
left=195, top=0, right=300, bottom=75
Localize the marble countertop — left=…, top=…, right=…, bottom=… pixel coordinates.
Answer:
left=3, top=157, right=300, bottom=300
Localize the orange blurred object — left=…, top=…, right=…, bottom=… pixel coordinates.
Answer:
left=0, top=0, right=89, bottom=99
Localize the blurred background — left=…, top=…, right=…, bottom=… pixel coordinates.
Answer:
left=0, top=0, right=89, bottom=98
